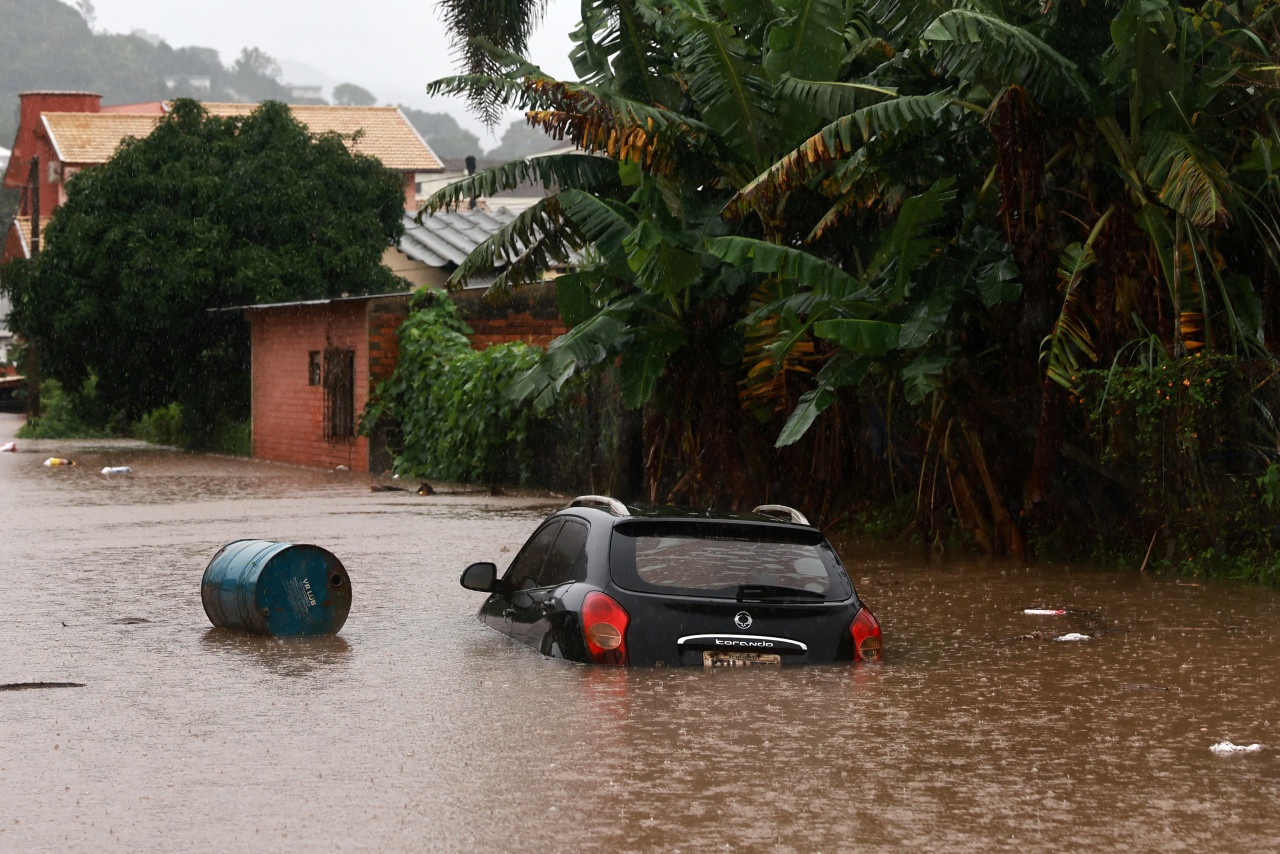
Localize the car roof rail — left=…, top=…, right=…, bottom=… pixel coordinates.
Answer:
left=568, top=495, right=631, bottom=516
left=752, top=504, right=811, bottom=526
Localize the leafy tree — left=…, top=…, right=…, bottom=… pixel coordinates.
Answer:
left=484, top=118, right=562, bottom=159
left=1, top=99, right=407, bottom=445
left=333, top=82, right=378, bottom=107
left=424, top=0, right=989, bottom=513
left=427, top=0, right=1280, bottom=554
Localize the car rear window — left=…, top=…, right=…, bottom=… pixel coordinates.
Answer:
left=609, top=521, right=853, bottom=602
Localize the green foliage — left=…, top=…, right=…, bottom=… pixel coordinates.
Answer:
left=208, top=415, right=252, bottom=457
left=362, top=295, right=544, bottom=484
left=1079, top=352, right=1238, bottom=515
left=16, top=377, right=115, bottom=439
left=2, top=99, right=407, bottom=447
left=1258, top=464, right=1280, bottom=511
left=435, top=0, right=1280, bottom=560
left=132, top=403, right=185, bottom=447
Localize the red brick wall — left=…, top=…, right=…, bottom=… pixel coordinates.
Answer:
left=250, top=302, right=371, bottom=473
left=3, top=92, right=102, bottom=218
left=468, top=312, right=567, bottom=350
left=367, top=297, right=408, bottom=383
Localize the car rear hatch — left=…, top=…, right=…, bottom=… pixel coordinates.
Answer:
left=606, top=519, right=863, bottom=666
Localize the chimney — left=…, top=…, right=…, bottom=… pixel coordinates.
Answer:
left=465, top=155, right=477, bottom=211
left=4, top=92, right=103, bottom=209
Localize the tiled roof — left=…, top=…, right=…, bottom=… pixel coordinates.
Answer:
left=199, top=103, right=442, bottom=171
left=41, top=113, right=162, bottom=165
left=40, top=104, right=442, bottom=172
left=398, top=207, right=518, bottom=269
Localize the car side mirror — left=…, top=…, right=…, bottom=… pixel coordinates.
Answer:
left=460, top=561, right=499, bottom=592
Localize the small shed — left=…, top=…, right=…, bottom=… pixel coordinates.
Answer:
left=240, top=208, right=571, bottom=474
left=243, top=293, right=411, bottom=474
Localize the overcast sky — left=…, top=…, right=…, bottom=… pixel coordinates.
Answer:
left=88, top=0, right=582, bottom=140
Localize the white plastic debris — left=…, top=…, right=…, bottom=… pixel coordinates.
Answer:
left=1054, top=633, right=1091, bottom=642
left=1025, top=609, right=1066, bottom=615
left=101, top=466, right=132, bottom=475
left=1210, top=741, right=1262, bottom=755
left=0, top=441, right=15, bottom=452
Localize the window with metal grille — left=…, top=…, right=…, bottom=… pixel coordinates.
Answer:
left=323, top=347, right=355, bottom=441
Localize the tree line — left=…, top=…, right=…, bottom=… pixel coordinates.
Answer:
left=395, top=0, right=1280, bottom=578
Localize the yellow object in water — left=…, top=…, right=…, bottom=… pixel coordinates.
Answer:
left=42, top=457, right=77, bottom=467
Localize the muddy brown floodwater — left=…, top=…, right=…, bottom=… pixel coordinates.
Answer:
left=2, top=412, right=1279, bottom=853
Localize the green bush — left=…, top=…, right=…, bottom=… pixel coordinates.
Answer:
left=362, top=293, right=544, bottom=484
left=1077, top=352, right=1280, bottom=584
left=209, top=416, right=252, bottom=457
left=16, top=377, right=116, bottom=439
left=132, top=402, right=185, bottom=446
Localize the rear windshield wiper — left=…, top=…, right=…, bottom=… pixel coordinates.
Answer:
left=735, top=583, right=826, bottom=601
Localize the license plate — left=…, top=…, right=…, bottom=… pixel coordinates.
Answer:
left=703, top=651, right=782, bottom=667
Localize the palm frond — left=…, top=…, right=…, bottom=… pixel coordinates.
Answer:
left=921, top=9, right=1099, bottom=110
left=443, top=197, right=585, bottom=297
left=706, top=235, right=867, bottom=300
left=775, top=76, right=898, bottom=120
left=556, top=188, right=640, bottom=277
left=571, top=0, right=674, bottom=105
left=774, top=352, right=871, bottom=447
left=419, top=154, right=619, bottom=214
left=428, top=25, right=551, bottom=125
left=1041, top=241, right=1101, bottom=391
left=1140, top=131, right=1232, bottom=228
left=726, top=92, right=957, bottom=220
left=667, top=12, right=774, bottom=170
left=865, top=178, right=958, bottom=303
left=761, top=0, right=847, bottom=82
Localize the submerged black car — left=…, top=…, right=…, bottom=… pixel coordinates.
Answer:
left=460, top=496, right=882, bottom=667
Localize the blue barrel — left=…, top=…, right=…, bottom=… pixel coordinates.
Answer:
left=202, top=540, right=351, bottom=637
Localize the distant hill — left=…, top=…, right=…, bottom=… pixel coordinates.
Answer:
left=0, top=0, right=307, bottom=149
left=398, top=106, right=482, bottom=161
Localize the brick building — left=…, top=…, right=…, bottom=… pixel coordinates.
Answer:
left=241, top=283, right=568, bottom=474
left=1, top=90, right=443, bottom=262
left=243, top=293, right=411, bottom=474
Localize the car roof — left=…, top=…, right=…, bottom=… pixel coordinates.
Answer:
left=555, top=496, right=816, bottom=531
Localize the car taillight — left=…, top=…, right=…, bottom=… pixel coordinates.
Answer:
left=851, top=606, right=883, bottom=662
left=582, top=591, right=629, bottom=666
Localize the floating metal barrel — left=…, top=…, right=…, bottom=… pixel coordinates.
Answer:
left=202, top=540, right=351, bottom=637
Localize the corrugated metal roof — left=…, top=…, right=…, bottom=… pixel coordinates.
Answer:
left=397, top=207, right=518, bottom=269
left=218, top=291, right=412, bottom=312
left=40, top=104, right=442, bottom=172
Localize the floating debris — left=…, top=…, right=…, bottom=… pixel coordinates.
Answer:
left=112, top=617, right=151, bottom=625
left=101, top=466, right=132, bottom=475
left=43, top=457, right=76, bottom=467
left=1025, top=609, right=1067, bottom=616
left=1055, top=632, right=1091, bottom=642
left=0, top=682, right=85, bottom=691
left=1210, top=741, right=1262, bottom=755
left=1, top=441, right=15, bottom=452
